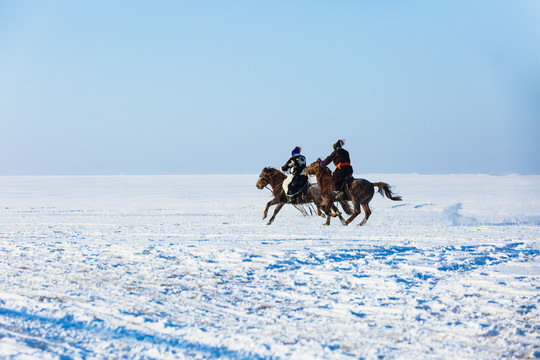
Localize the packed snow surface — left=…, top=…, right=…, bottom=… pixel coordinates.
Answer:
left=0, top=174, right=539, bottom=359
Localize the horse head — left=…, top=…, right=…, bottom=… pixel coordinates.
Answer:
left=256, top=167, right=284, bottom=190
left=256, top=167, right=271, bottom=189
left=305, top=158, right=326, bottom=176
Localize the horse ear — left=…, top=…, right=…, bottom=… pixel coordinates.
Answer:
left=317, top=158, right=321, bottom=162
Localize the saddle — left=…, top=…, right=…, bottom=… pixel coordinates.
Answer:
left=334, top=176, right=354, bottom=201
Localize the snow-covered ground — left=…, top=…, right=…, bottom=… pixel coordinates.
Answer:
left=0, top=174, right=539, bottom=359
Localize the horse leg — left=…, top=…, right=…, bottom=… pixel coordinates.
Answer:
left=316, top=204, right=325, bottom=218
left=293, top=204, right=307, bottom=216
left=267, top=203, right=285, bottom=225
left=322, top=200, right=334, bottom=225
left=323, top=199, right=344, bottom=225
left=331, top=204, right=346, bottom=224
left=321, top=197, right=341, bottom=218
left=326, top=204, right=341, bottom=218
left=339, top=199, right=353, bottom=215
left=263, top=198, right=280, bottom=219
left=263, top=203, right=271, bottom=219
left=343, top=199, right=361, bottom=226
left=343, top=211, right=361, bottom=226
left=324, top=213, right=331, bottom=225
left=358, top=203, right=372, bottom=226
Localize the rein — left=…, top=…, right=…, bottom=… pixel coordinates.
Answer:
left=287, top=181, right=309, bottom=198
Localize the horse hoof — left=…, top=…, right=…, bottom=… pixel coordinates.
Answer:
left=266, top=221, right=272, bottom=225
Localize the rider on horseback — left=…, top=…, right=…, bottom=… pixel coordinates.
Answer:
left=281, top=146, right=309, bottom=203
left=321, top=140, right=353, bottom=199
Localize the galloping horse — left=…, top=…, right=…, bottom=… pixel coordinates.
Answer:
left=305, top=159, right=402, bottom=226
left=256, top=167, right=348, bottom=225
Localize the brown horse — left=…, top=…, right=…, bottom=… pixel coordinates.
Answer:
left=305, top=159, right=402, bottom=226
left=256, top=167, right=347, bottom=225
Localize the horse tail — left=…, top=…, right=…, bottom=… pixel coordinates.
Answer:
left=373, top=182, right=402, bottom=201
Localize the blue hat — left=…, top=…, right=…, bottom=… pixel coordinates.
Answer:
left=291, top=146, right=301, bottom=156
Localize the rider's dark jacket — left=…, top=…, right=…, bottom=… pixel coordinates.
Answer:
left=322, top=148, right=353, bottom=192
left=282, top=154, right=307, bottom=174
left=281, top=154, right=308, bottom=198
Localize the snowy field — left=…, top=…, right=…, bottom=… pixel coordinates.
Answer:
left=0, top=173, right=539, bottom=359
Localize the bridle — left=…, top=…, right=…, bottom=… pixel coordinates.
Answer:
left=257, top=171, right=274, bottom=192
left=304, top=163, right=319, bottom=177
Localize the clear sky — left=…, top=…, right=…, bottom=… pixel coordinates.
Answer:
left=1, top=1, right=539, bottom=175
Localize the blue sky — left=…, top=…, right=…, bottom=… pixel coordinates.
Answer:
left=1, top=1, right=539, bottom=175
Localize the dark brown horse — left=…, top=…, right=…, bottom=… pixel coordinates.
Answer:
left=305, top=159, right=402, bottom=226
left=256, top=167, right=347, bottom=225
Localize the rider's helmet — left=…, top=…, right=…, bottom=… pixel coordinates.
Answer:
left=333, top=140, right=345, bottom=150
left=291, top=146, right=301, bottom=156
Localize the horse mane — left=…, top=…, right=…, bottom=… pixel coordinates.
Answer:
left=319, top=165, right=331, bottom=176
left=307, top=160, right=332, bottom=177
left=261, top=167, right=286, bottom=182
left=264, top=166, right=284, bottom=175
